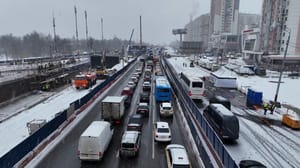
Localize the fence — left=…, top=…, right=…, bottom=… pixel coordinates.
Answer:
left=0, top=58, right=137, bottom=168
left=162, top=57, right=238, bottom=168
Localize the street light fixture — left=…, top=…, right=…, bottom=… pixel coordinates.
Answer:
left=273, top=28, right=291, bottom=104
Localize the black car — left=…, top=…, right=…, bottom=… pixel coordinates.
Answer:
left=140, top=91, right=150, bottom=103
left=239, top=160, right=267, bottom=168
left=124, top=96, right=132, bottom=108
left=136, top=103, right=149, bottom=117
left=127, top=114, right=143, bottom=133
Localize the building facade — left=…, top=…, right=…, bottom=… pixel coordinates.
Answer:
left=260, top=0, right=300, bottom=55
left=241, top=27, right=262, bottom=63
left=184, top=14, right=210, bottom=50
left=210, top=0, right=240, bottom=35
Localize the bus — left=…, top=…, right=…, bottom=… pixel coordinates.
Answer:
left=155, top=76, right=172, bottom=102
left=180, top=72, right=205, bottom=100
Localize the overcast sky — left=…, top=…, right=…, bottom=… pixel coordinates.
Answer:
left=0, top=0, right=262, bottom=45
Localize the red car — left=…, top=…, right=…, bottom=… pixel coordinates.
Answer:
left=121, top=86, right=133, bottom=97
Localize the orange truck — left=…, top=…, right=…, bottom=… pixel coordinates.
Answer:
left=74, top=73, right=97, bottom=89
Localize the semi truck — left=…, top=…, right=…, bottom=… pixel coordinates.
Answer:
left=101, top=96, right=126, bottom=124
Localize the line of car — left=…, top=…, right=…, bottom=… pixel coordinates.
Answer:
left=78, top=60, right=192, bottom=167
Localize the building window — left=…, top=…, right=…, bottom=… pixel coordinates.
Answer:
left=281, top=48, right=284, bottom=52
left=282, top=40, right=285, bottom=44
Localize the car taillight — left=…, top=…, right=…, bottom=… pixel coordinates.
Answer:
left=134, top=147, right=138, bottom=151
left=77, top=150, right=80, bottom=156
left=188, top=91, right=192, bottom=96
left=99, top=152, right=102, bottom=156
left=201, top=92, right=205, bottom=96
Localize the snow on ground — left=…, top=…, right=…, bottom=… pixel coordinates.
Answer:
left=0, top=58, right=132, bottom=157
left=0, top=85, right=94, bottom=157
left=167, top=56, right=300, bottom=167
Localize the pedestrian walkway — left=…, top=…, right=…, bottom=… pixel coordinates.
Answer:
left=0, top=91, right=54, bottom=123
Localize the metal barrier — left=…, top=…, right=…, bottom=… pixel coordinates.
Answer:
left=0, top=58, right=137, bottom=167
left=0, top=111, right=67, bottom=168
left=162, top=57, right=238, bottom=168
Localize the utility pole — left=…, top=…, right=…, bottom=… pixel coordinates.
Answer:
left=274, top=29, right=290, bottom=104
left=74, top=6, right=79, bottom=55
left=52, top=15, right=57, bottom=58
left=84, top=10, right=89, bottom=50
left=139, top=15, right=142, bottom=46
left=101, top=17, right=104, bottom=41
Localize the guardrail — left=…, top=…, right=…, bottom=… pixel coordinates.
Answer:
left=0, top=58, right=137, bottom=168
left=161, top=57, right=238, bottom=168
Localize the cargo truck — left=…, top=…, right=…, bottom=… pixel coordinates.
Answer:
left=101, top=96, right=126, bottom=124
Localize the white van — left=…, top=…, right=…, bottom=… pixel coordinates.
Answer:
left=78, top=121, right=114, bottom=161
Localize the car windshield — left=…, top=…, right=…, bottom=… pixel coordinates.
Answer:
left=122, top=143, right=134, bottom=148
left=129, top=117, right=140, bottom=124
left=157, top=128, right=169, bottom=133
left=173, top=165, right=190, bottom=168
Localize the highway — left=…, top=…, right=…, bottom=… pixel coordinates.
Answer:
left=30, top=60, right=198, bottom=168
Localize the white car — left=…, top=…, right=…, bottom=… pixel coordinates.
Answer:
left=154, top=122, right=171, bottom=142
left=165, top=144, right=191, bottom=168
left=131, top=76, right=139, bottom=83
left=160, top=102, right=173, bottom=117
left=127, top=81, right=136, bottom=89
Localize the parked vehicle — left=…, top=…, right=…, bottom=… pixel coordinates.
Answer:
left=101, top=96, right=126, bottom=124
left=140, top=91, right=150, bottom=103
left=119, top=131, right=141, bottom=157
left=203, top=103, right=239, bottom=141
left=78, top=121, right=113, bottom=161
left=154, top=122, right=171, bottom=142
left=136, top=102, right=149, bottom=117
left=159, top=102, right=173, bottom=117
left=165, top=144, right=191, bottom=168
left=127, top=114, right=143, bottom=133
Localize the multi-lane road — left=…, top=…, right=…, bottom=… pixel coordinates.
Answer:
left=30, top=61, right=198, bottom=168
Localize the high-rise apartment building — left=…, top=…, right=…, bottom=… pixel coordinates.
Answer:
left=184, top=14, right=210, bottom=49
left=260, top=0, right=300, bottom=55
left=210, top=0, right=240, bottom=35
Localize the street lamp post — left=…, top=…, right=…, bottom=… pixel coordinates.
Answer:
left=274, top=29, right=291, bottom=104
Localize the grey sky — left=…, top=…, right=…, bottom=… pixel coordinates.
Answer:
left=0, top=0, right=262, bottom=45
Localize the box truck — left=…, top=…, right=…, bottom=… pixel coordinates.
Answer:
left=101, top=96, right=126, bottom=124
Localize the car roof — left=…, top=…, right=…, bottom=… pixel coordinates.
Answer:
left=156, top=121, right=169, bottom=128
left=122, top=131, right=139, bottom=143
left=166, top=144, right=189, bottom=165
left=161, top=102, right=171, bottom=107
left=130, top=114, right=142, bottom=119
